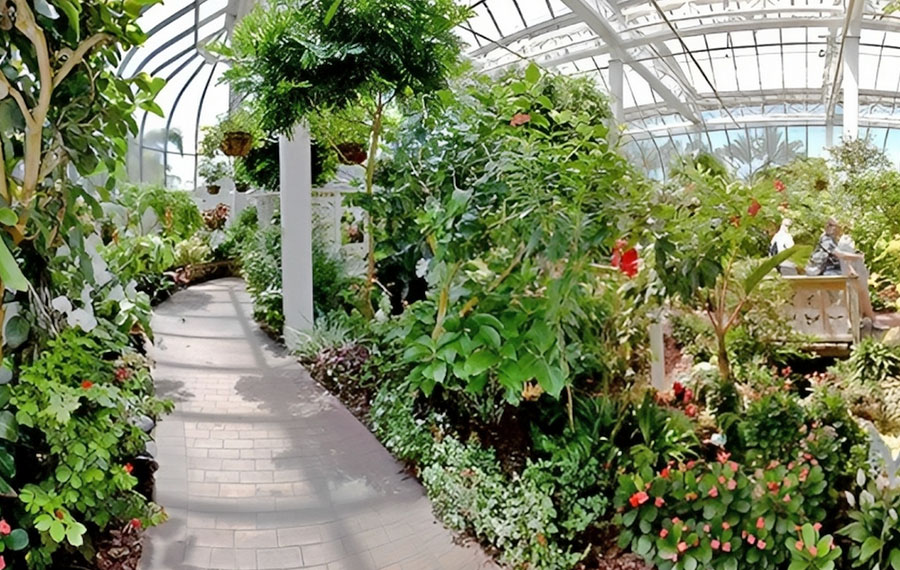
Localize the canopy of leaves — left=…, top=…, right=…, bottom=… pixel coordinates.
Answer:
left=219, top=0, right=469, bottom=134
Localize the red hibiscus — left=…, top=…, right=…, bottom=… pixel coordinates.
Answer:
left=774, top=179, right=786, bottom=192
left=748, top=199, right=761, bottom=217
left=611, top=239, right=639, bottom=278
left=509, top=113, right=531, bottom=127
left=628, top=491, right=649, bottom=508
left=81, top=380, right=93, bottom=389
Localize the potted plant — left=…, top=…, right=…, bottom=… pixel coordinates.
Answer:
left=199, top=158, right=231, bottom=195
left=199, top=109, right=260, bottom=159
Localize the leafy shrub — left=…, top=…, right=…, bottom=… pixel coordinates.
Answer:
left=616, top=454, right=829, bottom=570
left=174, top=234, right=213, bottom=268
left=102, top=235, right=176, bottom=301
left=241, top=225, right=284, bottom=333
left=841, top=470, right=900, bottom=569
left=11, top=330, right=170, bottom=568
left=115, top=185, right=203, bottom=240
left=218, top=206, right=259, bottom=260
left=201, top=204, right=230, bottom=231
left=311, top=241, right=350, bottom=318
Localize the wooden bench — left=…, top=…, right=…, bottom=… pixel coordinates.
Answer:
left=783, top=275, right=861, bottom=351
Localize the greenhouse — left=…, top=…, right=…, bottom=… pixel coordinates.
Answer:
left=6, top=0, right=900, bottom=569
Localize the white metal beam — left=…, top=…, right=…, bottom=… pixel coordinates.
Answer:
left=470, top=12, right=582, bottom=57
left=824, top=0, right=865, bottom=131
left=561, top=0, right=701, bottom=124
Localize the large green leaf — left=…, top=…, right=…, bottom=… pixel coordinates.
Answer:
left=4, top=315, right=28, bottom=349
left=0, top=411, right=17, bottom=442
left=742, top=244, right=809, bottom=295
left=860, top=536, right=884, bottom=562
left=5, top=528, right=27, bottom=550
left=323, top=0, right=343, bottom=25
left=0, top=239, right=27, bottom=292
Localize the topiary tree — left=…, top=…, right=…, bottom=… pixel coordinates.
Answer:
left=0, top=0, right=163, bottom=354
left=218, top=0, right=469, bottom=317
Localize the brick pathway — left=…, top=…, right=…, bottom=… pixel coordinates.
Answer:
left=142, top=278, right=497, bottom=570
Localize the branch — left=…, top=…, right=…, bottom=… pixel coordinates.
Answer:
left=11, top=0, right=52, bottom=111
left=0, top=138, right=8, bottom=204
left=54, top=33, right=113, bottom=89
left=0, top=73, right=35, bottom=128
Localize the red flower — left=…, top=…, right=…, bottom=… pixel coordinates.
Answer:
left=730, top=215, right=741, bottom=227
left=0, top=520, right=10, bottom=536
left=510, top=113, right=531, bottom=127
left=0, top=554, right=6, bottom=570
left=660, top=466, right=670, bottom=479
left=81, top=380, right=93, bottom=389
left=682, top=388, right=693, bottom=403
left=796, top=540, right=805, bottom=551
left=756, top=517, right=765, bottom=529
left=130, top=518, right=142, bottom=530
left=611, top=239, right=639, bottom=278
left=629, top=491, right=650, bottom=508
left=717, top=450, right=731, bottom=464
left=116, top=367, right=132, bottom=382
left=708, top=486, right=719, bottom=498
left=124, top=463, right=134, bottom=475
left=655, top=497, right=665, bottom=508
left=748, top=199, right=761, bottom=217
left=774, top=179, right=786, bottom=192
left=660, top=528, right=668, bottom=538
left=685, top=404, right=698, bottom=417
left=677, top=542, right=688, bottom=553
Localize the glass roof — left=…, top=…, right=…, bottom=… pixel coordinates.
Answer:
left=122, top=0, right=900, bottom=185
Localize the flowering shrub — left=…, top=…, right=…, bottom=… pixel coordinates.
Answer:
left=11, top=330, right=171, bottom=568
left=616, top=453, right=829, bottom=569
left=840, top=470, right=900, bottom=569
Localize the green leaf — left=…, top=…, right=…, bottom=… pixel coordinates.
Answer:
left=323, top=0, right=343, bottom=26
left=743, top=244, right=809, bottom=295
left=139, top=100, right=165, bottom=117
left=65, top=525, right=83, bottom=547
left=0, top=209, right=15, bottom=226
left=52, top=0, right=80, bottom=39
left=34, top=0, right=59, bottom=18
left=48, top=520, right=65, bottom=543
left=4, top=316, right=28, bottom=349
left=0, top=238, right=26, bottom=292
left=55, top=465, right=72, bottom=483
left=889, top=548, right=900, bottom=570
left=6, top=529, right=27, bottom=550
left=0, top=448, right=14, bottom=477
left=465, top=350, right=499, bottom=376
left=0, top=412, right=17, bottom=442
left=860, top=536, right=884, bottom=562
left=525, top=62, right=541, bottom=84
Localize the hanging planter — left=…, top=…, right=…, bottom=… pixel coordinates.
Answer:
left=235, top=182, right=250, bottom=193
left=336, top=142, right=367, bottom=165
left=207, top=185, right=221, bottom=195
left=221, top=131, right=253, bottom=157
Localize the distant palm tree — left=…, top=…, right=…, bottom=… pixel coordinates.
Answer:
left=126, top=128, right=184, bottom=187
left=718, top=128, right=803, bottom=180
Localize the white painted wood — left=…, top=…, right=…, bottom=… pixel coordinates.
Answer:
left=280, top=124, right=314, bottom=348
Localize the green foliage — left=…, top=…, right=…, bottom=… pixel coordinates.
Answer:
left=174, top=234, right=213, bottom=268
left=218, top=206, right=259, bottom=260
left=220, top=0, right=469, bottom=134
left=840, top=470, right=900, bottom=570
left=616, top=455, right=829, bottom=570
left=198, top=108, right=263, bottom=158
left=102, top=235, right=176, bottom=300
left=787, top=523, right=842, bottom=570
left=11, top=330, right=170, bottom=566
left=383, top=68, right=639, bottom=407
left=115, top=184, right=204, bottom=240
left=311, top=241, right=351, bottom=318
left=241, top=225, right=284, bottom=333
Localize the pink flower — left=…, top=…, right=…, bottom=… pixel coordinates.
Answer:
left=747, top=535, right=756, bottom=545
left=727, top=478, right=737, bottom=490
left=774, top=179, right=786, bottom=192
left=711, top=539, right=720, bottom=550
left=655, top=497, right=665, bottom=508
left=0, top=520, right=10, bottom=536
left=756, top=517, right=765, bottom=530
left=722, top=522, right=730, bottom=530
left=0, top=554, right=6, bottom=570
left=796, top=540, right=804, bottom=551
left=510, top=113, right=531, bottom=127
left=629, top=491, right=649, bottom=508
left=703, top=524, right=710, bottom=532
left=677, top=542, right=688, bottom=553
left=783, top=494, right=792, bottom=503
left=809, top=545, right=818, bottom=556
left=757, top=540, right=767, bottom=550
left=708, top=486, right=719, bottom=498
left=813, top=522, right=822, bottom=531
left=722, top=542, right=732, bottom=552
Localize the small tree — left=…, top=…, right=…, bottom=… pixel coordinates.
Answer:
left=219, top=0, right=469, bottom=316
left=0, top=0, right=163, bottom=354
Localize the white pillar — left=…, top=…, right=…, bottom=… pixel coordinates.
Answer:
left=842, top=5, right=862, bottom=141
left=609, top=58, right=624, bottom=142
left=279, top=124, right=314, bottom=348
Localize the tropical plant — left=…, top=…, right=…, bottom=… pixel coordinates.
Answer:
left=219, top=0, right=470, bottom=316
left=198, top=157, right=231, bottom=186
left=841, top=469, right=900, bottom=570
left=0, top=0, right=164, bottom=357
left=115, top=184, right=203, bottom=240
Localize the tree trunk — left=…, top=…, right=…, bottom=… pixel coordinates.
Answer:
left=361, top=99, right=384, bottom=319
left=716, top=330, right=730, bottom=382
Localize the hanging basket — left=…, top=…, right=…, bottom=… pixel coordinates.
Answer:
left=207, top=184, right=221, bottom=195
left=336, top=142, right=367, bottom=165
left=221, top=131, right=253, bottom=157
left=235, top=182, right=250, bottom=193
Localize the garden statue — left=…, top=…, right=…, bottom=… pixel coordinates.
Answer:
left=769, top=218, right=796, bottom=274
left=805, top=218, right=842, bottom=276
left=835, top=232, right=876, bottom=321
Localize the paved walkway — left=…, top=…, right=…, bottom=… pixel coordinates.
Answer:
left=143, top=278, right=497, bottom=570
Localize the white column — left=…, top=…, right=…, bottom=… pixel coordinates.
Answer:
left=609, top=58, right=624, bottom=142
left=280, top=124, right=315, bottom=348
left=842, top=7, right=862, bottom=141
